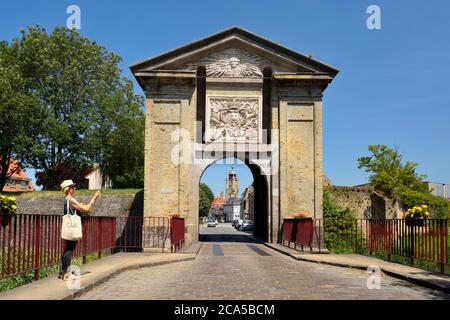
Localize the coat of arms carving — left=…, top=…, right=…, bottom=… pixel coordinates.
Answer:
left=207, top=97, right=260, bottom=142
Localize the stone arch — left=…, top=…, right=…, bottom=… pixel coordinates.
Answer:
left=198, top=155, right=270, bottom=242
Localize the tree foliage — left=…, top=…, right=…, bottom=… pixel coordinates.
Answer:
left=357, top=145, right=428, bottom=199
left=0, top=39, right=42, bottom=191
left=0, top=26, right=144, bottom=190
left=358, top=144, right=450, bottom=218
left=199, top=183, right=214, bottom=217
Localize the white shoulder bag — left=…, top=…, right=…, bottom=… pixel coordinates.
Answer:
left=61, top=197, right=83, bottom=241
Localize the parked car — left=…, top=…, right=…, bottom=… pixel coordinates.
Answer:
left=207, top=220, right=216, bottom=227
left=235, top=219, right=243, bottom=229
left=240, top=220, right=254, bottom=231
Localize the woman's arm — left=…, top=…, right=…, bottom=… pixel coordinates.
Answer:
left=69, top=197, right=92, bottom=213
left=69, top=191, right=101, bottom=213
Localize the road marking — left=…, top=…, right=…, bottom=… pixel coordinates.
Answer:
left=213, top=244, right=224, bottom=256
left=247, top=244, right=271, bottom=256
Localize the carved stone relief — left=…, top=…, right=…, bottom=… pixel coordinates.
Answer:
left=207, top=97, right=261, bottom=142
left=187, top=48, right=272, bottom=77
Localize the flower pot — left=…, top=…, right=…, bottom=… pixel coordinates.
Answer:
left=405, top=219, right=425, bottom=227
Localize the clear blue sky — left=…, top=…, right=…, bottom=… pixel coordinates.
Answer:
left=1, top=1, right=449, bottom=194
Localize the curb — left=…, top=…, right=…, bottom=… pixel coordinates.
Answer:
left=263, top=242, right=450, bottom=295
left=64, top=255, right=196, bottom=300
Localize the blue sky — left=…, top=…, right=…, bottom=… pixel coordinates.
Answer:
left=1, top=1, right=449, bottom=195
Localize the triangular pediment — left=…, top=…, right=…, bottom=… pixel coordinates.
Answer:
left=131, top=27, right=338, bottom=79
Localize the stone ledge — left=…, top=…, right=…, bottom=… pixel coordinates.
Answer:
left=263, top=243, right=450, bottom=294
left=0, top=252, right=196, bottom=300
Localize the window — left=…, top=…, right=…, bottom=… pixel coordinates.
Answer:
left=21, top=181, right=27, bottom=188
left=9, top=180, right=16, bottom=188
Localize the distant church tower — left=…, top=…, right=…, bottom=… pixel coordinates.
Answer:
left=225, top=166, right=239, bottom=199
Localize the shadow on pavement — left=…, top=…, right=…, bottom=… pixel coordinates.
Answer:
left=199, top=233, right=258, bottom=243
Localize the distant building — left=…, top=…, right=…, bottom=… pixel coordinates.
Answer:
left=225, top=166, right=239, bottom=199
left=224, top=198, right=241, bottom=222
left=210, top=192, right=225, bottom=222
left=426, top=182, right=450, bottom=199
left=223, top=166, right=240, bottom=222
left=84, top=166, right=112, bottom=190
left=240, top=184, right=254, bottom=221
left=0, top=158, right=34, bottom=192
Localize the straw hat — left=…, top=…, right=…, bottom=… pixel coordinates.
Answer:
left=60, top=179, right=76, bottom=192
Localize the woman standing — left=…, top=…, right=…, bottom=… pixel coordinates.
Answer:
left=59, top=179, right=101, bottom=281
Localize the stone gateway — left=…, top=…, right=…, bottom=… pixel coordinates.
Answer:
left=131, top=27, right=338, bottom=244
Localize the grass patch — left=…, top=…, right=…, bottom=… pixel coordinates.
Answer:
left=0, top=250, right=111, bottom=293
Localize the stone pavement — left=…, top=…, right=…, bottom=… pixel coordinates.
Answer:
left=0, top=252, right=195, bottom=300
left=265, top=243, right=450, bottom=294
left=76, top=226, right=449, bottom=300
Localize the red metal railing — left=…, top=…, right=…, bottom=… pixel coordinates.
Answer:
left=0, top=214, right=116, bottom=280
left=364, top=219, right=449, bottom=272
left=115, top=216, right=170, bottom=252
left=282, top=218, right=450, bottom=273
left=170, top=217, right=185, bottom=252
left=0, top=214, right=182, bottom=281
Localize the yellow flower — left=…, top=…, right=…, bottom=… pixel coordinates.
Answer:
left=417, top=207, right=422, bottom=212
left=0, top=195, right=5, bottom=199
left=422, top=205, right=428, bottom=209
left=11, top=205, right=17, bottom=210
left=425, top=212, right=430, bottom=216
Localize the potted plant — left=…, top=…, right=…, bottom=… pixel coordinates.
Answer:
left=0, top=194, right=17, bottom=226
left=403, top=205, right=430, bottom=227
left=291, top=211, right=311, bottom=219
left=169, top=212, right=183, bottom=219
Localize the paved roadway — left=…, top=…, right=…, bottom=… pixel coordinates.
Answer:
left=78, top=224, right=449, bottom=300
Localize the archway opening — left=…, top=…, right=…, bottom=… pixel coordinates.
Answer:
left=198, top=157, right=269, bottom=243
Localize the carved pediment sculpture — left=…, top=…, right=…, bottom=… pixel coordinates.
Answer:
left=198, top=48, right=271, bottom=78
left=208, top=97, right=260, bottom=142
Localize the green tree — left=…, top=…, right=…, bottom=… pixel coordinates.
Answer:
left=357, top=144, right=428, bottom=199
left=9, top=25, right=144, bottom=189
left=199, top=183, right=214, bottom=217
left=0, top=40, right=42, bottom=192
left=357, top=144, right=450, bottom=217
left=100, top=82, right=145, bottom=188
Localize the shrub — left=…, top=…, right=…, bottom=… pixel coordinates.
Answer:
left=323, top=188, right=358, bottom=253
left=400, top=188, right=450, bottom=219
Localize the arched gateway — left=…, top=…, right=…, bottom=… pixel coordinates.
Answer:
left=131, top=27, right=338, bottom=244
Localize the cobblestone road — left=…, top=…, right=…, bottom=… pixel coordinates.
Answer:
left=78, top=225, right=449, bottom=300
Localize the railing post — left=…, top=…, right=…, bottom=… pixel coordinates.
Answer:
left=111, top=217, right=116, bottom=255
left=410, top=225, right=415, bottom=267
left=34, top=216, right=41, bottom=281
left=98, top=218, right=103, bottom=259
left=355, top=220, right=358, bottom=254
left=440, top=220, right=445, bottom=273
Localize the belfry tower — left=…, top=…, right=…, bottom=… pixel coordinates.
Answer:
left=225, top=166, right=239, bottom=200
